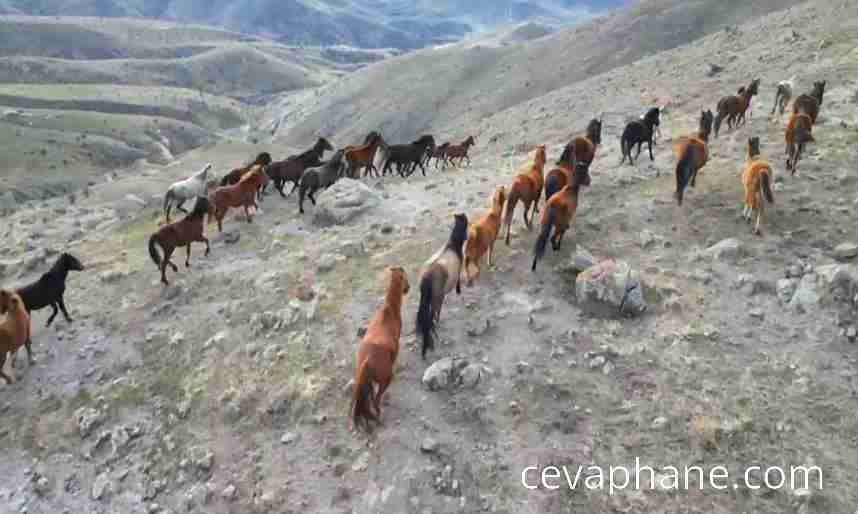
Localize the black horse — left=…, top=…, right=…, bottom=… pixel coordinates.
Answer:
left=620, top=108, right=660, bottom=165
left=381, top=135, right=436, bottom=177
left=299, top=149, right=346, bottom=214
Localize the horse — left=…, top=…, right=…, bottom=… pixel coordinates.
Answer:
left=785, top=110, right=815, bottom=176
left=771, top=76, right=796, bottom=117
left=208, top=166, right=269, bottom=232
left=351, top=266, right=410, bottom=432
left=149, top=196, right=211, bottom=286
left=344, top=132, right=384, bottom=178
left=713, top=79, right=760, bottom=137
left=381, top=135, right=436, bottom=177
left=299, top=149, right=346, bottom=214
left=2, top=252, right=84, bottom=348
left=544, top=144, right=576, bottom=202
left=0, top=290, right=31, bottom=384
left=264, top=137, right=333, bottom=197
left=674, top=110, right=714, bottom=205
left=163, top=163, right=211, bottom=223
left=620, top=108, right=660, bottom=165
left=532, top=161, right=591, bottom=271
left=416, top=213, right=468, bottom=360
left=445, top=136, right=476, bottom=167
left=463, top=186, right=506, bottom=286
left=792, top=81, right=826, bottom=125
left=546, top=118, right=601, bottom=196
left=428, top=142, right=451, bottom=169
left=741, top=137, right=775, bottom=235
left=219, top=152, right=273, bottom=187
left=503, top=144, right=547, bottom=245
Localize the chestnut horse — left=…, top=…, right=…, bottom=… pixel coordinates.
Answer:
left=713, top=79, right=760, bottom=137
left=219, top=152, right=273, bottom=187
left=503, top=144, right=547, bottom=245
left=785, top=110, right=814, bottom=176
left=463, top=185, right=506, bottom=286
left=674, top=110, right=714, bottom=205
left=545, top=118, right=601, bottom=199
left=149, top=196, right=211, bottom=285
left=445, top=136, right=476, bottom=167
left=264, top=137, right=333, bottom=197
left=351, top=266, right=410, bottom=432
left=416, top=213, right=468, bottom=359
left=0, top=290, right=31, bottom=383
left=208, top=166, right=269, bottom=232
left=792, top=81, right=826, bottom=125
left=532, top=161, right=591, bottom=271
left=741, top=137, right=775, bottom=235
left=344, top=131, right=384, bottom=178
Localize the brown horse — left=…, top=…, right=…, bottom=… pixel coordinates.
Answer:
left=673, top=110, right=714, bottom=205
left=532, top=162, right=591, bottom=271
left=503, top=144, right=547, bottom=245
left=344, top=132, right=384, bottom=178
left=445, top=136, right=476, bottom=167
left=427, top=142, right=451, bottom=169
left=792, top=81, right=826, bottom=125
left=219, top=152, right=273, bottom=187
left=351, top=267, right=410, bottom=432
left=149, top=196, right=211, bottom=285
left=0, top=290, right=31, bottom=383
left=208, top=166, right=269, bottom=232
left=265, top=137, right=334, bottom=197
left=545, top=118, right=601, bottom=199
left=785, top=111, right=814, bottom=175
left=713, top=79, right=760, bottom=137
left=463, top=185, right=506, bottom=286
left=741, top=137, right=775, bottom=235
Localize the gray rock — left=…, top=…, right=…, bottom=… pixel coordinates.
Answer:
left=420, top=438, right=440, bottom=454
left=589, top=356, right=606, bottom=369
left=422, top=358, right=469, bottom=391
left=281, top=432, right=297, bottom=445
left=312, top=178, right=382, bottom=227
left=790, top=274, right=821, bottom=312
left=777, top=278, right=798, bottom=303
left=639, top=230, right=657, bottom=249
left=33, top=475, right=51, bottom=496
left=575, top=259, right=647, bottom=316
left=221, top=484, right=238, bottom=501
left=91, top=473, right=111, bottom=501
left=100, top=267, right=130, bottom=284
left=834, top=243, right=858, bottom=261
left=75, top=407, right=104, bottom=439
left=652, top=417, right=668, bottom=429
left=459, top=364, right=491, bottom=388
left=705, top=238, right=743, bottom=262
left=568, top=247, right=595, bottom=273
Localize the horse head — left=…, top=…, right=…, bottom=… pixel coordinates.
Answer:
left=747, top=137, right=761, bottom=159
left=60, top=252, right=85, bottom=272
left=748, top=79, right=761, bottom=96
left=588, top=118, right=603, bottom=146
left=645, top=107, right=661, bottom=127
left=464, top=135, right=476, bottom=146
left=700, top=110, right=715, bottom=135
left=813, top=81, right=826, bottom=104
left=317, top=137, right=335, bottom=153
left=573, top=161, right=591, bottom=187
left=452, top=213, right=469, bottom=240
left=387, top=266, right=410, bottom=296
left=255, top=152, right=273, bottom=166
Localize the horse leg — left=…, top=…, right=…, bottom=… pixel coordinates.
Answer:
left=0, top=351, right=11, bottom=384
left=58, top=297, right=73, bottom=323
left=46, top=303, right=59, bottom=327
left=245, top=205, right=253, bottom=223
left=160, top=257, right=170, bottom=285
left=648, top=139, right=654, bottom=161
left=635, top=142, right=643, bottom=161
left=185, top=244, right=192, bottom=268
left=200, top=235, right=210, bottom=257
left=176, top=199, right=188, bottom=214
left=374, top=378, right=391, bottom=423
left=309, top=190, right=317, bottom=206
left=522, top=201, right=533, bottom=230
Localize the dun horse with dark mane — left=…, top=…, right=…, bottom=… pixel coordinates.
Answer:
left=416, top=214, right=468, bottom=359
left=351, top=267, right=410, bottom=432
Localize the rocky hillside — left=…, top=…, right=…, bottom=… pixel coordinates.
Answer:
left=1, top=1, right=857, bottom=514
left=267, top=0, right=808, bottom=148
left=0, top=0, right=621, bottom=49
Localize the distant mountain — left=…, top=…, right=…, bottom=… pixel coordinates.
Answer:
left=0, top=0, right=625, bottom=49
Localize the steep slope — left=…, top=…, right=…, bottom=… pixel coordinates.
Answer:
left=268, top=0, right=807, bottom=148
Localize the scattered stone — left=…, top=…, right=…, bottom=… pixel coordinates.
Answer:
left=352, top=452, right=370, bottom=472
left=422, top=358, right=469, bottom=391
left=652, top=417, right=668, bottom=429
left=459, top=364, right=492, bottom=388
left=834, top=243, right=858, bottom=261
left=33, top=475, right=51, bottom=496
left=589, top=355, right=606, bottom=369
left=777, top=278, right=798, bottom=303
left=602, top=361, right=615, bottom=375
left=421, top=438, right=440, bottom=454
left=223, top=230, right=241, bottom=245
left=575, top=259, right=647, bottom=317
left=465, top=318, right=492, bottom=337
left=74, top=407, right=104, bottom=439
left=705, top=238, right=743, bottom=262
left=846, top=326, right=857, bottom=342
left=221, top=484, right=238, bottom=501
left=312, top=178, right=382, bottom=227
left=639, top=230, right=657, bottom=249
left=91, top=473, right=111, bottom=501
left=99, top=267, right=130, bottom=284
left=281, top=432, right=297, bottom=445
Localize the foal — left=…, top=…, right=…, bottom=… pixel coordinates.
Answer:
left=741, top=137, right=775, bottom=235
left=351, top=267, right=410, bottom=432
left=463, top=186, right=506, bottom=286
left=344, top=132, right=383, bottom=178
left=532, top=162, right=591, bottom=271
left=445, top=136, right=476, bottom=167
left=713, top=79, right=760, bottom=137
left=504, top=144, right=547, bottom=245
left=416, top=213, right=468, bottom=360
left=674, top=110, right=714, bottom=205
left=620, top=108, right=660, bottom=165
left=0, top=290, right=31, bottom=384
left=792, top=81, right=826, bottom=125
left=208, top=166, right=269, bottom=232
left=149, top=196, right=211, bottom=286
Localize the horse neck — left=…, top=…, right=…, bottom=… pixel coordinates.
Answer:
left=50, top=259, right=70, bottom=281
left=381, top=281, right=405, bottom=321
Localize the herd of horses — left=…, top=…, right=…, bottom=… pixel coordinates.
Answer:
left=0, top=77, right=828, bottom=438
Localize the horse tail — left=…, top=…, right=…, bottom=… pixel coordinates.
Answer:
left=674, top=145, right=695, bottom=206
left=713, top=111, right=724, bottom=137
left=619, top=128, right=630, bottom=163
left=532, top=205, right=554, bottom=271
left=416, top=271, right=435, bottom=360
left=761, top=169, right=774, bottom=204
left=544, top=173, right=560, bottom=202
left=504, top=187, right=520, bottom=244
left=352, top=357, right=377, bottom=428
left=163, top=189, right=172, bottom=215
left=772, top=86, right=783, bottom=115
left=298, top=175, right=309, bottom=212
left=148, top=234, right=162, bottom=268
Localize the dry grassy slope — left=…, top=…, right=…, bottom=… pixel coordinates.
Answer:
left=2, top=1, right=858, bottom=514
left=269, top=0, right=807, bottom=148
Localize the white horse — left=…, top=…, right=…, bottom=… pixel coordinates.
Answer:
left=164, top=163, right=212, bottom=222
left=772, top=76, right=796, bottom=117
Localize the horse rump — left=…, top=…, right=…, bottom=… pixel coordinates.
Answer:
left=416, top=272, right=436, bottom=359
left=532, top=205, right=555, bottom=271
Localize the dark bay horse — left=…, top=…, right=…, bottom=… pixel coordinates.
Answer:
left=381, top=135, right=436, bottom=177
left=714, top=79, right=760, bottom=137
left=220, top=152, right=273, bottom=187
left=544, top=118, right=601, bottom=200
left=445, top=136, right=476, bottom=167
left=620, top=108, right=660, bottom=165
left=792, top=81, right=826, bottom=125
left=149, top=196, right=211, bottom=285
left=532, top=161, right=591, bottom=271
left=674, top=110, right=714, bottom=205
left=265, top=138, right=333, bottom=197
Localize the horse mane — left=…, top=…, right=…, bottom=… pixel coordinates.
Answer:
left=189, top=196, right=210, bottom=218
left=556, top=143, right=575, bottom=165
left=49, top=253, right=68, bottom=275
left=445, top=214, right=469, bottom=261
